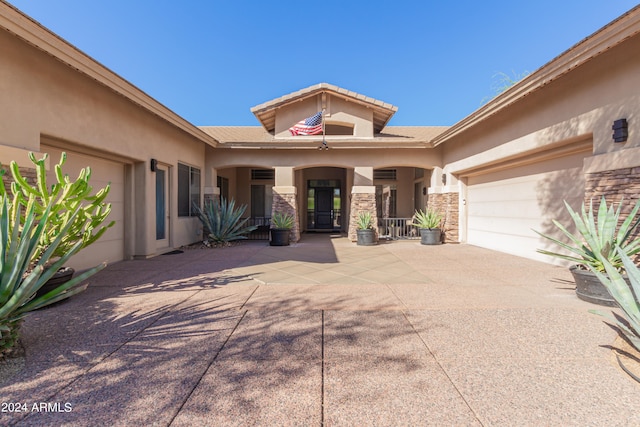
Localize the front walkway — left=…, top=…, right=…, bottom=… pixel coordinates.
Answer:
left=1, top=234, right=639, bottom=426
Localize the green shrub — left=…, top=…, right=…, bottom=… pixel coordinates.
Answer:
left=193, top=198, right=257, bottom=244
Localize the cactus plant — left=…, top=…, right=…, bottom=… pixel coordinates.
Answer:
left=0, top=152, right=115, bottom=263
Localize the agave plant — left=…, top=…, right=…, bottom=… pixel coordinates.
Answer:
left=0, top=195, right=105, bottom=355
left=590, top=247, right=640, bottom=381
left=355, top=211, right=374, bottom=230
left=535, top=197, right=640, bottom=273
left=271, top=212, right=294, bottom=229
left=412, top=208, right=443, bottom=230
left=193, top=197, right=257, bottom=244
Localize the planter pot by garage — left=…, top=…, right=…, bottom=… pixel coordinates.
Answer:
left=420, top=228, right=442, bottom=245
left=270, top=228, right=291, bottom=246
left=35, top=266, right=75, bottom=301
left=570, top=265, right=628, bottom=307
left=356, top=229, right=376, bottom=246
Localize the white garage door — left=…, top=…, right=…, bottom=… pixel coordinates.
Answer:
left=466, top=151, right=587, bottom=262
left=42, top=147, right=125, bottom=270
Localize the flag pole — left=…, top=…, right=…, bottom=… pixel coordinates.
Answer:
left=321, top=108, right=328, bottom=150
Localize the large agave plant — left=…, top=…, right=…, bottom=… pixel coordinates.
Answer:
left=193, top=198, right=257, bottom=244
left=0, top=196, right=105, bottom=355
left=535, top=197, right=640, bottom=272
left=590, top=247, right=640, bottom=381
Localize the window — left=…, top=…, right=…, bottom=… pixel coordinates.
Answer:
left=374, top=169, right=397, bottom=180
left=178, top=163, right=200, bottom=217
left=376, top=185, right=397, bottom=219
left=217, top=176, right=229, bottom=201
left=251, top=185, right=273, bottom=218
left=251, top=169, right=275, bottom=180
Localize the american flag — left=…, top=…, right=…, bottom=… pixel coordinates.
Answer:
left=289, top=111, right=323, bottom=136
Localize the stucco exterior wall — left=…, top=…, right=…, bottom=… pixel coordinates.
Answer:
left=0, top=23, right=209, bottom=265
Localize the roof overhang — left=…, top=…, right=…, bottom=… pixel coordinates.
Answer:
left=250, top=83, right=398, bottom=134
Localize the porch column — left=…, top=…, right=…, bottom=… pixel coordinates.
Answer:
left=204, top=167, right=220, bottom=203
left=272, top=166, right=300, bottom=242
left=427, top=167, right=459, bottom=243
left=348, top=166, right=379, bottom=241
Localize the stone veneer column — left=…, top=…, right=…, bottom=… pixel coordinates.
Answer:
left=584, top=166, right=640, bottom=240
left=271, top=188, right=300, bottom=242
left=427, top=192, right=459, bottom=243
left=348, top=167, right=378, bottom=241
left=348, top=188, right=378, bottom=241
left=272, top=167, right=300, bottom=242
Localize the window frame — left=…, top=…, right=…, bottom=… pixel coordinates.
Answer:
left=177, top=162, right=201, bottom=217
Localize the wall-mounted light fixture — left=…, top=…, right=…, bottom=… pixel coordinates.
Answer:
left=150, top=158, right=158, bottom=172
left=612, top=118, right=628, bottom=143
left=441, top=173, right=447, bottom=185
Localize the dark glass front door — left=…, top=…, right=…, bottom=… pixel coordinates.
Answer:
left=314, top=188, right=333, bottom=229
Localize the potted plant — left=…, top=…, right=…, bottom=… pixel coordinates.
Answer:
left=355, top=211, right=376, bottom=246
left=535, top=197, right=640, bottom=306
left=412, top=208, right=443, bottom=245
left=0, top=152, right=115, bottom=299
left=270, top=211, right=295, bottom=246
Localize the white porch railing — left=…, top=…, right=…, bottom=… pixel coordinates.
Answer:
left=378, top=218, right=420, bottom=240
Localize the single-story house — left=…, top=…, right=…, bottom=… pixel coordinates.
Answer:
left=1, top=1, right=639, bottom=269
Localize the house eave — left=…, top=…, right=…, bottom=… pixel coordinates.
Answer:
left=0, top=1, right=219, bottom=147
left=431, top=4, right=640, bottom=147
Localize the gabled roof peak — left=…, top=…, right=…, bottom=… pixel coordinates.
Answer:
left=250, top=83, right=398, bottom=133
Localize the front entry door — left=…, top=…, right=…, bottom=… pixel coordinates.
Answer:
left=155, top=164, right=170, bottom=249
left=315, top=188, right=333, bottom=229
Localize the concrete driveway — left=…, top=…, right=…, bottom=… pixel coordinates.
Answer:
left=1, top=233, right=639, bottom=426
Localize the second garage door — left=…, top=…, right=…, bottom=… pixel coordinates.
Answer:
left=465, top=150, right=588, bottom=263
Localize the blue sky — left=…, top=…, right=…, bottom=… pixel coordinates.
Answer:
left=6, top=1, right=639, bottom=127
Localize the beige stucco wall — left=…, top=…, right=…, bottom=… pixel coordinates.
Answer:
left=442, top=34, right=640, bottom=176
left=208, top=147, right=439, bottom=170
left=439, top=29, right=640, bottom=260
left=0, top=25, right=208, bottom=265
left=273, top=93, right=374, bottom=138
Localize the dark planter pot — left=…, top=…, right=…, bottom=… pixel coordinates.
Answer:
left=570, top=265, right=629, bottom=307
left=420, top=228, right=442, bottom=245
left=270, top=228, right=291, bottom=246
left=35, top=267, right=75, bottom=300
left=356, top=229, right=376, bottom=246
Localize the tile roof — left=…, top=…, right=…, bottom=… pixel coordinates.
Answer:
left=250, top=83, right=399, bottom=133
left=199, top=126, right=448, bottom=148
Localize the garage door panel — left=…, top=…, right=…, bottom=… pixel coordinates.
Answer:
left=41, top=146, right=126, bottom=270
left=466, top=150, right=588, bottom=262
